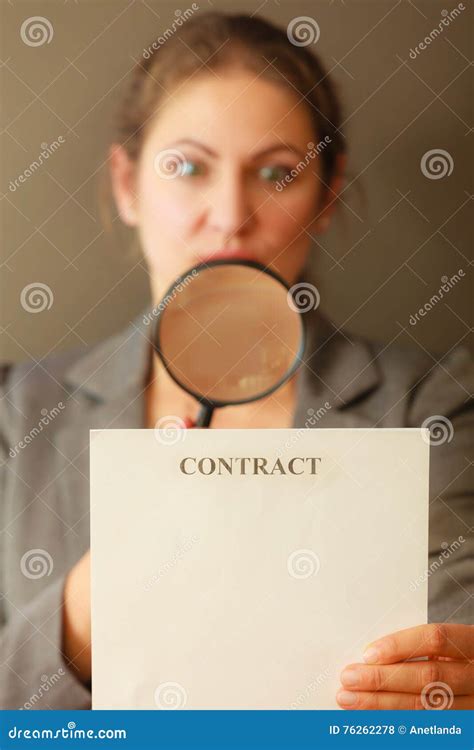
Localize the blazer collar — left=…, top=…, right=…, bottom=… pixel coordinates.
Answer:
left=298, top=308, right=381, bottom=409
left=64, top=307, right=381, bottom=411
left=64, top=310, right=153, bottom=401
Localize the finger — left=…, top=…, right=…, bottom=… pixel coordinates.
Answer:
left=340, top=660, right=474, bottom=695
left=337, top=690, right=423, bottom=710
left=433, top=656, right=466, bottom=662
left=336, top=689, right=474, bottom=710
left=363, top=624, right=474, bottom=664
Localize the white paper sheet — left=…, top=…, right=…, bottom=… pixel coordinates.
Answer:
left=90, top=428, right=429, bottom=709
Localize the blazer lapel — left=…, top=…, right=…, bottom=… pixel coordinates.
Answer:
left=293, top=310, right=381, bottom=428
left=50, top=313, right=153, bottom=547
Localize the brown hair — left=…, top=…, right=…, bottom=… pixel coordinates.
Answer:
left=113, top=11, right=345, bottom=202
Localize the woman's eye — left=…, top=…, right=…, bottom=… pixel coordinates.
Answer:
left=180, top=159, right=206, bottom=177
left=258, top=165, right=292, bottom=182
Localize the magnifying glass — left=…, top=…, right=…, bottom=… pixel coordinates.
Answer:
left=152, top=259, right=307, bottom=427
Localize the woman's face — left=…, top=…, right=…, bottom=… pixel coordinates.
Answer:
left=111, top=69, right=334, bottom=301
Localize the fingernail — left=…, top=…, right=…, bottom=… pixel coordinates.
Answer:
left=363, top=646, right=380, bottom=664
left=341, top=669, right=359, bottom=687
left=337, top=690, right=358, bottom=706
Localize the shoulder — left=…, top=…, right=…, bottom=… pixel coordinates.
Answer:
left=369, top=333, right=472, bottom=423
left=0, top=338, right=102, bottom=455
left=0, top=310, right=149, bottom=451
left=317, top=313, right=472, bottom=423
left=1, top=343, right=88, bottom=409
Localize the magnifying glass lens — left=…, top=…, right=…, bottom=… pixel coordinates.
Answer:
left=154, top=261, right=305, bottom=408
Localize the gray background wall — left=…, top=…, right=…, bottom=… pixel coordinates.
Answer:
left=1, top=0, right=472, bottom=363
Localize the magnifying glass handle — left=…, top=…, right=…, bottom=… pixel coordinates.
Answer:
left=195, top=402, right=214, bottom=428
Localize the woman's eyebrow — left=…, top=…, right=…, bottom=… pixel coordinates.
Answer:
left=169, top=139, right=306, bottom=160
left=252, top=142, right=307, bottom=160
left=170, top=139, right=217, bottom=157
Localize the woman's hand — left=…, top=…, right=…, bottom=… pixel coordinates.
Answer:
left=336, top=623, right=474, bottom=709
left=62, top=550, right=91, bottom=685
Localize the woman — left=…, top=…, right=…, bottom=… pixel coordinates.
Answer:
left=1, top=12, right=472, bottom=710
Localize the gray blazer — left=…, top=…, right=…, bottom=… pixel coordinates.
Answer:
left=1, top=308, right=472, bottom=709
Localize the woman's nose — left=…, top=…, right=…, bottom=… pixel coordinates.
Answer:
left=206, top=170, right=254, bottom=237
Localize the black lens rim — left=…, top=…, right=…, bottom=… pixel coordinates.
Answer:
left=151, top=258, right=307, bottom=408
